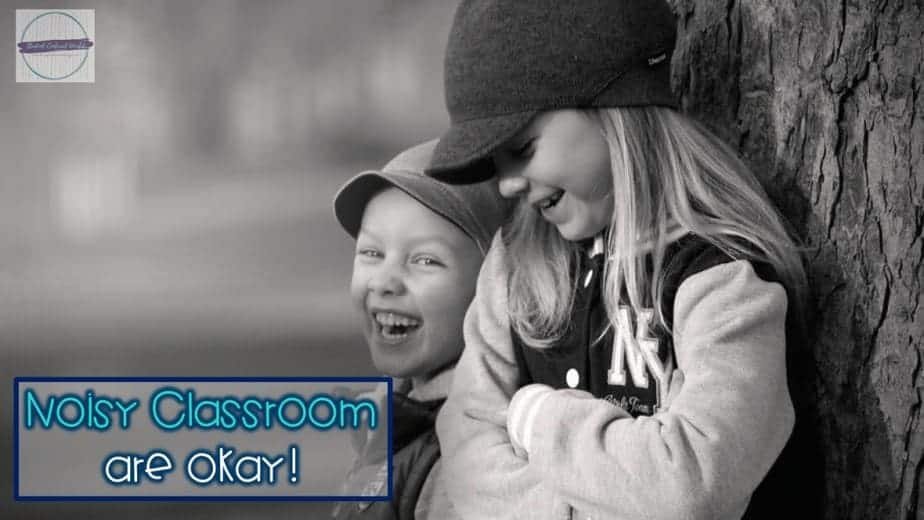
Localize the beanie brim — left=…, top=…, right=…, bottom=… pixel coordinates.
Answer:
left=427, top=110, right=537, bottom=184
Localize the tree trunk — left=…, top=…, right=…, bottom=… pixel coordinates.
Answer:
left=669, top=1, right=923, bottom=518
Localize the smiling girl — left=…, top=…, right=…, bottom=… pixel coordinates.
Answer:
left=426, top=1, right=819, bottom=519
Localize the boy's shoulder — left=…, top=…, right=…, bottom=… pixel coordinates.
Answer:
left=393, top=428, right=441, bottom=518
left=384, top=395, right=444, bottom=516
left=334, top=424, right=440, bottom=520
left=392, top=394, right=443, bottom=452
left=334, top=391, right=444, bottom=520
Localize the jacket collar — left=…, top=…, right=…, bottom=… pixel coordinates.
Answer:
left=409, top=365, right=454, bottom=402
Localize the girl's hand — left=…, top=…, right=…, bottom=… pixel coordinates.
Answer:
left=464, top=405, right=528, bottom=457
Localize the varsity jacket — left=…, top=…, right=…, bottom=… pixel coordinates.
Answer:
left=334, top=371, right=450, bottom=520
left=436, top=232, right=801, bottom=520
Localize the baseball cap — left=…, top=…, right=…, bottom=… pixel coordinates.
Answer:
left=426, top=0, right=678, bottom=183
left=333, top=139, right=510, bottom=254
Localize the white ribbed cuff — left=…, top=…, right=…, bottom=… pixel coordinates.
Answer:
left=507, top=384, right=555, bottom=456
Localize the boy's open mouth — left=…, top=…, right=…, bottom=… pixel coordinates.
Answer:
left=537, top=190, right=564, bottom=210
left=373, top=311, right=421, bottom=341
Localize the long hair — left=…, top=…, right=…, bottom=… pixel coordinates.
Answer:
left=503, top=106, right=807, bottom=349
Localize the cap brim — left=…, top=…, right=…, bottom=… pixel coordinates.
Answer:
left=426, top=111, right=537, bottom=184
left=333, top=169, right=471, bottom=239
left=333, top=172, right=392, bottom=238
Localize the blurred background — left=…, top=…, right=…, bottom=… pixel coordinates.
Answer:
left=2, top=1, right=457, bottom=517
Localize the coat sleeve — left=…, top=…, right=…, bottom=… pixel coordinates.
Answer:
left=435, top=233, right=571, bottom=520
left=512, top=260, right=795, bottom=520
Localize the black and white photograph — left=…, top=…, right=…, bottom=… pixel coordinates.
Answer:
left=2, top=1, right=922, bottom=519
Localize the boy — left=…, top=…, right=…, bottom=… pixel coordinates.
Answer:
left=331, top=139, right=509, bottom=519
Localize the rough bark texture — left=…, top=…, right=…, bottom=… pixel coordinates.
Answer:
left=669, top=1, right=923, bottom=518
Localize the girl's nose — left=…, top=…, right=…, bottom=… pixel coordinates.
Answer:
left=367, top=264, right=406, bottom=296
left=498, top=176, right=529, bottom=199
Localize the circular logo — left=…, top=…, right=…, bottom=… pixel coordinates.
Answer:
left=18, top=11, right=93, bottom=81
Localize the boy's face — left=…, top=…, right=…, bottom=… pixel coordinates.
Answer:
left=350, top=187, right=483, bottom=379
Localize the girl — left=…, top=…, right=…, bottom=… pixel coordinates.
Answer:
left=426, top=1, right=820, bottom=519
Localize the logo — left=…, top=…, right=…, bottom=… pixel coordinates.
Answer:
left=647, top=53, right=667, bottom=67
left=605, top=306, right=673, bottom=412
left=16, top=10, right=95, bottom=83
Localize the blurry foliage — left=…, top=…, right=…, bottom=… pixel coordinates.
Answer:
left=1, top=0, right=454, bottom=232
left=0, top=0, right=459, bottom=347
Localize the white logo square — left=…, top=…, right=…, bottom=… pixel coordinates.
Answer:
left=16, top=9, right=95, bottom=83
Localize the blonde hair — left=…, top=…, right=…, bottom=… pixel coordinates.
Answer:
left=504, top=106, right=807, bottom=349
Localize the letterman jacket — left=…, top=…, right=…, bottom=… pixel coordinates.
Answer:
left=436, top=232, right=803, bottom=520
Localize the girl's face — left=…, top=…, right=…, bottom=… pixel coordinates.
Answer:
left=494, top=109, right=614, bottom=241
left=350, top=187, right=483, bottom=380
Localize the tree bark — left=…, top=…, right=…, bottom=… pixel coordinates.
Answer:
left=670, top=1, right=923, bottom=518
